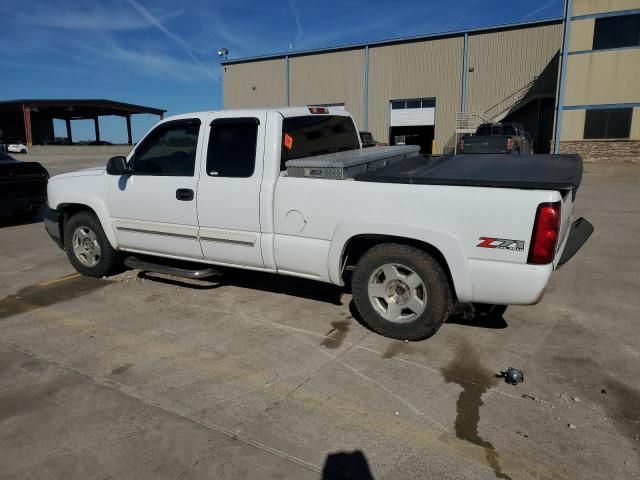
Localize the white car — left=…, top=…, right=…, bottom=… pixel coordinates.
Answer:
left=43, top=107, right=593, bottom=340
left=7, top=143, right=28, bottom=154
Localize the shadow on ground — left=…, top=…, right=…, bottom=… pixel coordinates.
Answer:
left=321, top=450, right=375, bottom=480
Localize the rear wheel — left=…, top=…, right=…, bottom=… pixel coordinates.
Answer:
left=352, top=244, right=452, bottom=340
left=64, top=211, right=120, bottom=277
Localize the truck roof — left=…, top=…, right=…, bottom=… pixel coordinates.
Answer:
left=161, top=106, right=351, bottom=123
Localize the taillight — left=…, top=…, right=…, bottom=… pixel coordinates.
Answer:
left=528, top=202, right=561, bottom=265
left=308, top=107, right=329, bottom=114
left=506, top=137, right=514, bottom=151
left=459, top=139, right=464, bottom=151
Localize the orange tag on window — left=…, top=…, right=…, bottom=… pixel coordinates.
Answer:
left=284, top=133, right=294, bottom=150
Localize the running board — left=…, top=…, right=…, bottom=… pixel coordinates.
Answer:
left=124, top=256, right=219, bottom=280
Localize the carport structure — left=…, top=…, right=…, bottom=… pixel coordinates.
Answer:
left=0, top=99, right=166, bottom=146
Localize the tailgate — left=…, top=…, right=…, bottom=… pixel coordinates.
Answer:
left=553, top=189, right=575, bottom=268
left=461, top=136, right=510, bottom=154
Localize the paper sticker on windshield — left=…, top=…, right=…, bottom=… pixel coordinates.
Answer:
left=284, top=133, right=294, bottom=151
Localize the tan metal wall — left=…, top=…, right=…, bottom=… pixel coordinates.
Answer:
left=368, top=37, right=463, bottom=153
left=222, top=23, right=562, bottom=154
left=223, top=59, right=286, bottom=109
left=565, top=50, right=640, bottom=106
left=569, top=18, right=595, bottom=51
left=289, top=49, right=366, bottom=129
left=573, top=0, right=640, bottom=16
left=465, top=23, right=563, bottom=115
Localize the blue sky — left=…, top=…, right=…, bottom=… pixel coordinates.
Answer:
left=0, top=0, right=562, bottom=143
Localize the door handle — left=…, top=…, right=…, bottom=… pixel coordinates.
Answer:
left=176, top=188, right=194, bottom=201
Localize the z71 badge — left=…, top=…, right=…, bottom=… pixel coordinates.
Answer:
left=477, top=237, right=525, bottom=251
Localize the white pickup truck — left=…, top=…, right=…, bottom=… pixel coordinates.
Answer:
left=44, top=107, right=592, bottom=340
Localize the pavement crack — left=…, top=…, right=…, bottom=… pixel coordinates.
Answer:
left=0, top=340, right=321, bottom=475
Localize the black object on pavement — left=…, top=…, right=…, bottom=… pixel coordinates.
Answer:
left=501, top=367, right=525, bottom=385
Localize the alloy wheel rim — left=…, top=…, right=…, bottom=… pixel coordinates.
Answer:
left=367, top=263, right=427, bottom=324
left=72, top=226, right=101, bottom=267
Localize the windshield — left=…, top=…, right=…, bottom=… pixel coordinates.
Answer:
left=281, top=115, right=360, bottom=168
left=476, top=125, right=491, bottom=136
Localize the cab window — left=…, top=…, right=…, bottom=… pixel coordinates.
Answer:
left=206, top=118, right=259, bottom=178
left=133, top=119, right=201, bottom=176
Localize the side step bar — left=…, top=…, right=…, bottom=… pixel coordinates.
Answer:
left=124, top=256, right=219, bottom=280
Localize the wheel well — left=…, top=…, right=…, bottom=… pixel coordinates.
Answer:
left=57, top=204, right=98, bottom=244
left=341, top=234, right=457, bottom=300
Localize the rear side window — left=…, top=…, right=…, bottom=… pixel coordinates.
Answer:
left=502, top=125, right=517, bottom=135
left=206, top=118, right=259, bottom=178
left=133, top=120, right=200, bottom=176
left=476, top=125, right=491, bottom=136
left=281, top=115, right=359, bottom=169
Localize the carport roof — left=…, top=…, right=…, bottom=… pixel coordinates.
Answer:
left=0, top=99, right=166, bottom=118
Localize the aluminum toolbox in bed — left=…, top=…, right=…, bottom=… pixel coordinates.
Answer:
left=285, top=145, right=420, bottom=179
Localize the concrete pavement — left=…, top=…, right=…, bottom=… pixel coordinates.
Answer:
left=0, top=155, right=638, bottom=479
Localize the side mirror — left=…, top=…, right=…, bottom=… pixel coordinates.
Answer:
left=106, top=156, right=130, bottom=175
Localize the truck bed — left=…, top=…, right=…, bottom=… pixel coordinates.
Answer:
left=355, top=154, right=583, bottom=191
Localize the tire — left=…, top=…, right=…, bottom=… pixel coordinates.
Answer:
left=20, top=149, right=27, bottom=154
left=352, top=244, right=452, bottom=341
left=64, top=211, right=120, bottom=277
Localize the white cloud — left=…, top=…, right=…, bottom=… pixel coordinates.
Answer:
left=522, top=0, right=559, bottom=20
left=5, top=0, right=183, bottom=31
left=125, top=0, right=218, bottom=81
left=289, top=0, right=304, bottom=47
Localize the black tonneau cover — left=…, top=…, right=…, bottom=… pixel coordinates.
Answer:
left=355, top=154, right=583, bottom=190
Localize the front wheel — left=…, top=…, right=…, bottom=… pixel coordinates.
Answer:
left=352, top=244, right=452, bottom=341
left=64, top=211, right=120, bottom=277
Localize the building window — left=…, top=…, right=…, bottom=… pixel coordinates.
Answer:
left=593, top=14, right=640, bottom=50
left=390, top=98, right=436, bottom=109
left=583, top=108, right=633, bottom=139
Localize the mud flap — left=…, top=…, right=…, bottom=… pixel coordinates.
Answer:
left=558, top=217, right=594, bottom=267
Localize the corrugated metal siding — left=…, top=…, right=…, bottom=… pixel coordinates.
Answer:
left=289, top=49, right=366, bottom=129
left=466, top=23, right=563, bottom=115
left=565, top=50, right=640, bottom=105
left=573, top=0, right=640, bottom=16
left=368, top=37, right=464, bottom=153
left=569, top=19, right=595, bottom=52
left=223, top=59, right=286, bottom=109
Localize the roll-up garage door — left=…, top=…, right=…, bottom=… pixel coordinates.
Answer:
left=390, top=99, right=435, bottom=127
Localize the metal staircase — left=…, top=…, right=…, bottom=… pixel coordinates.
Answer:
left=450, top=73, right=557, bottom=154
left=455, top=73, right=557, bottom=133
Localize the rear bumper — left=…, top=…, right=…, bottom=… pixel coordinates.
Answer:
left=468, top=259, right=553, bottom=305
left=43, top=207, right=64, bottom=250
left=557, top=217, right=594, bottom=267
left=467, top=217, right=593, bottom=305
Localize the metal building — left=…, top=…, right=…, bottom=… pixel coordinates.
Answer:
left=555, top=0, right=640, bottom=161
left=222, top=18, right=563, bottom=154
left=222, top=0, right=640, bottom=161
